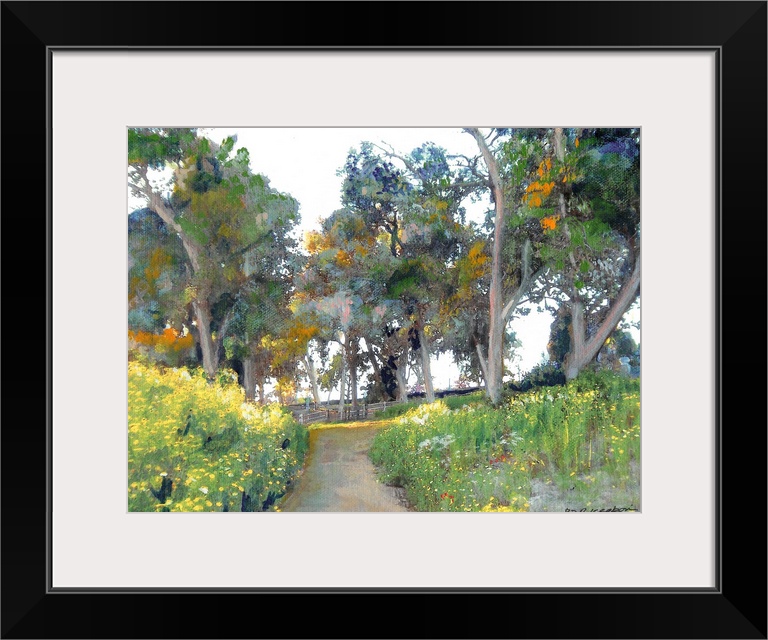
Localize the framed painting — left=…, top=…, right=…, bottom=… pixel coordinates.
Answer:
left=2, top=1, right=765, bottom=638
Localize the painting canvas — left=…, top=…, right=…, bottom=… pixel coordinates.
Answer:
left=127, top=127, right=640, bottom=514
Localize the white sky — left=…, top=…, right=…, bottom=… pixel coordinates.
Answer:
left=132, top=127, right=639, bottom=397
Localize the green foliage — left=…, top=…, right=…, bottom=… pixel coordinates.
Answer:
left=128, top=128, right=197, bottom=169
left=377, top=400, right=422, bottom=419
left=442, top=391, right=486, bottom=410
left=128, top=209, right=188, bottom=333
left=612, top=329, right=639, bottom=359
left=175, top=214, right=210, bottom=246
left=318, top=352, right=343, bottom=393
left=546, top=308, right=571, bottom=365
left=128, top=361, right=309, bottom=512
left=512, top=361, right=566, bottom=392
left=386, top=258, right=428, bottom=300
left=129, top=129, right=302, bottom=382
left=370, top=371, right=640, bottom=512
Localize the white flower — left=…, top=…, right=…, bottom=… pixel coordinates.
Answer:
left=418, top=434, right=455, bottom=450
left=199, top=487, right=209, bottom=494
left=437, top=435, right=455, bottom=448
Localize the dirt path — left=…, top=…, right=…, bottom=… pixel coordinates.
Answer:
left=278, top=422, right=410, bottom=512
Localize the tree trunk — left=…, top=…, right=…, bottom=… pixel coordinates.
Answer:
left=192, top=299, right=218, bottom=380
left=337, top=340, right=346, bottom=416
left=395, top=359, right=409, bottom=403
left=468, top=128, right=506, bottom=406
left=362, top=339, right=389, bottom=400
left=141, top=176, right=203, bottom=274
left=139, top=173, right=226, bottom=381
left=564, top=299, right=588, bottom=381
left=475, top=342, right=489, bottom=388
left=258, top=376, right=266, bottom=405
left=349, top=340, right=358, bottom=410
left=243, top=356, right=256, bottom=402
left=563, top=256, right=641, bottom=380
left=501, top=239, right=538, bottom=322
left=416, top=310, right=435, bottom=403
left=304, top=354, right=321, bottom=406
left=419, top=342, right=435, bottom=403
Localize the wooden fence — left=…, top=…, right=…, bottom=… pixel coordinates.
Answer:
left=293, top=400, right=407, bottom=426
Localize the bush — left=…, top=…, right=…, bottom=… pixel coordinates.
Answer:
left=128, top=361, right=309, bottom=512
left=508, top=361, right=566, bottom=393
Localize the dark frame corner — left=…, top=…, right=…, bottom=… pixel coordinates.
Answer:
left=2, top=1, right=765, bottom=638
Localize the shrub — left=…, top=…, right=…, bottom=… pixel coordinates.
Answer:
left=508, top=361, right=566, bottom=393
left=128, top=361, right=309, bottom=512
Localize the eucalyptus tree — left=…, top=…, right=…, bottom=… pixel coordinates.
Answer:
left=128, top=129, right=301, bottom=381
left=339, top=141, right=477, bottom=402
left=437, top=229, right=523, bottom=387
left=463, top=127, right=640, bottom=392
left=526, top=128, right=641, bottom=379
left=294, top=208, right=382, bottom=410
left=457, top=128, right=554, bottom=403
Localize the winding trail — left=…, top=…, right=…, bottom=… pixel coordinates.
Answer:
left=279, top=421, right=409, bottom=512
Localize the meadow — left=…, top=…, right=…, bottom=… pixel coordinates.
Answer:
left=129, top=358, right=639, bottom=513
left=369, top=371, right=640, bottom=512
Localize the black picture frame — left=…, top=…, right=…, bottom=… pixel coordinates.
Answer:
left=2, top=2, right=765, bottom=638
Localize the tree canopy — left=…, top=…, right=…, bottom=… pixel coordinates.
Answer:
left=128, top=128, right=640, bottom=404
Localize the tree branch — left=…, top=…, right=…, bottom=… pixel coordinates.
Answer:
left=501, top=239, right=534, bottom=321
left=465, top=129, right=503, bottom=195
left=136, top=166, right=203, bottom=273
left=474, top=341, right=489, bottom=384
left=582, top=254, right=641, bottom=357
left=372, top=142, right=418, bottom=174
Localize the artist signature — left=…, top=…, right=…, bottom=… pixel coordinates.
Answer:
left=564, top=506, right=638, bottom=512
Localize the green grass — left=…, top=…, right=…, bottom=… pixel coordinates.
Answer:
left=369, top=371, right=640, bottom=512
left=376, top=400, right=422, bottom=420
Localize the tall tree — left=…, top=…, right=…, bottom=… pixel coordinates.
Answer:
left=341, top=141, right=475, bottom=402
left=295, top=207, right=392, bottom=410
left=128, top=129, right=301, bottom=381
left=531, top=128, right=641, bottom=379
left=464, top=129, right=548, bottom=404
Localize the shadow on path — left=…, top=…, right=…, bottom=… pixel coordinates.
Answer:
left=279, top=425, right=409, bottom=512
